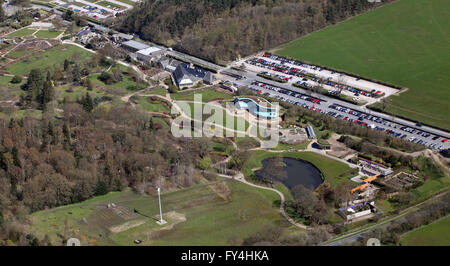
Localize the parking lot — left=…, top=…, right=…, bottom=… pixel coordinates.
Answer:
left=239, top=53, right=399, bottom=105
left=224, top=74, right=450, bottom=151
left=55, top=0, right=136, bottom=19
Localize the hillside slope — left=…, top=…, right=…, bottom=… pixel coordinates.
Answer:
left=116, top=0, right=390, bottom=64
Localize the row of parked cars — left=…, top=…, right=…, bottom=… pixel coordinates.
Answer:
left=250, top=56, right=378, bottom=99
left=259, top=71, right=291, bottom=82
left=328, top=105, right=447, bottom=150
left=250, top=81, right=323, bottom=106
left=245, top=80, right=448, bottom=151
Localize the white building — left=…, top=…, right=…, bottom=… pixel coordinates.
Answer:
left=136, top=46, right=164, bottom=62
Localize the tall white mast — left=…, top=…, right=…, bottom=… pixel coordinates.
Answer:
left=156, top=187, right=167, bottom=225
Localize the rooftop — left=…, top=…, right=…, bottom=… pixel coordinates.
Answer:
left=122, top=40, right=150, bottom=50
left=137, top=46, right=162, bottom=55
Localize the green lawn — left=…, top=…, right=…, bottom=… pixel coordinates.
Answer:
left=179, top=102, right=250, bottom=132
left=271, top=141, right=310, bottom=151
left=29, top=180, right=293, bottom=246
left=6, top=44, right=92, bottom=76
left=35, top=30, right=63, bottom=39
left=134, top=96, right=170, bottom=113
left=147, top=86, right=167, bottom=96
left=6, top=49, right=33, bottom=59
left=400, top=216, right=450, bottom=246
left=112, top=0, right=135, bottom=5
left=55, top=85, right=107, bottom=101
left=97, top=0, right=126, bottom=9
left=6, top=28, right=36, bottom=37
left=171, top=89, right=233, bottom=102
left=277, top=0, right=450, bottom=130
left=244, top=150, right=356, bottom=188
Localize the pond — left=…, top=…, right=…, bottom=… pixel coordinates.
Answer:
left=255, top=157, right=323, bottom=190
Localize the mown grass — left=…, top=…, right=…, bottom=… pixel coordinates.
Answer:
left=35, top=30, right=63, bottom=39
left=29, top=180, right=292, bottom=246
left=171, top=88, right=233, bottom=102
left=178, top=102, right=250, bottom=132
left=6, top=28, right=36, bottom=37
left=277, top=0, right=450, bottom=130
left=6, top=44, right=92, bottom=76
left=400, top=216, right=450, bottom=246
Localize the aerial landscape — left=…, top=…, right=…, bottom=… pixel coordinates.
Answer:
left=0, top=0, right=448, bottom=251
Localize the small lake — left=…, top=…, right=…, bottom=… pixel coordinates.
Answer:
left=255, top=157, right=323, bottom=190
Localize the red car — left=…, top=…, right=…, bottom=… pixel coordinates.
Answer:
left=443, top=139, right=448, bottom=143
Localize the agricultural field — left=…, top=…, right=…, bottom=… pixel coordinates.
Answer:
left=400, top=216, right=450, bottom=246
left=5, top=44, right=92, bottom=76
left=276, top=0, right=450, bottom=130
left=244, top=150, right=356, bottom=188
left=29, top=180, right=293, bottom=246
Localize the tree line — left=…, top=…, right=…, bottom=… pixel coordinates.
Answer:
left=115, top=0, right=391, bottom=63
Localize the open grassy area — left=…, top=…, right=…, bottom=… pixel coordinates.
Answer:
left=114, top=0, right=135, bottom=5
left=6, top=49, right=33, bottom=59
left=55, top=85, right=107, bottom=101
left=179, top=102, right=250, bottom=132
left=171, top=88, right=233, bottom=102
left=6, top=28, right=36, bottom=37
left=134, top=96, right=170, bottom=113
left=400, top=216, right=450, bottom=246
left=271, top=141, right=310, bottom=151
left=276, top=0, right=450, bottom=130
left=97, top=0, right=126, bottom=9
left=29, top=180, right=293, bottom=246
left=6, top=44, right=92, bottom=76
left=244, top=150, right=356, bottom=188
left=35, top=30, right=63, bottom=39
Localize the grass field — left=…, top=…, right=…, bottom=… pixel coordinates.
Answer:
left=6, top=44, right=92, bottom=75
left=29, top=180, right=294, bottom=246
left=134, top=96, right=170, bottom=113
left=244, top=150, right=356, bottom=188
left=97, top=0, right=126, bottom=9
left=400, top=216, right=450, bottom=246
left=35, top=30, right=63, bottom=39
left=171, top=89, right=233, bottom=102
left=277, top=0, right=450, bottom=130
left=114, top=0, right=135, bottom=5
left=6, top=28, right=36, bottom=37
left=179, top=102, right=250, bottom=132
left=6, top=49, right=33, bottom=59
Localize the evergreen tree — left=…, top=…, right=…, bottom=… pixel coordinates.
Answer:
left=149, top=117, right=155, bottom=131
left=81, top=92, right=94, bottom=112
left=25, top=69, right=43, bottom=105
left=72, top=63, right=81, bottom=84
left=63, top=59, right=70, bottom=71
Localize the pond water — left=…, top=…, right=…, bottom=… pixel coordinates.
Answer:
left=255, top=157, right=323, bottom=190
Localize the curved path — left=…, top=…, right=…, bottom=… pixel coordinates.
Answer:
left=218, top=172, right=309, bottom=230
